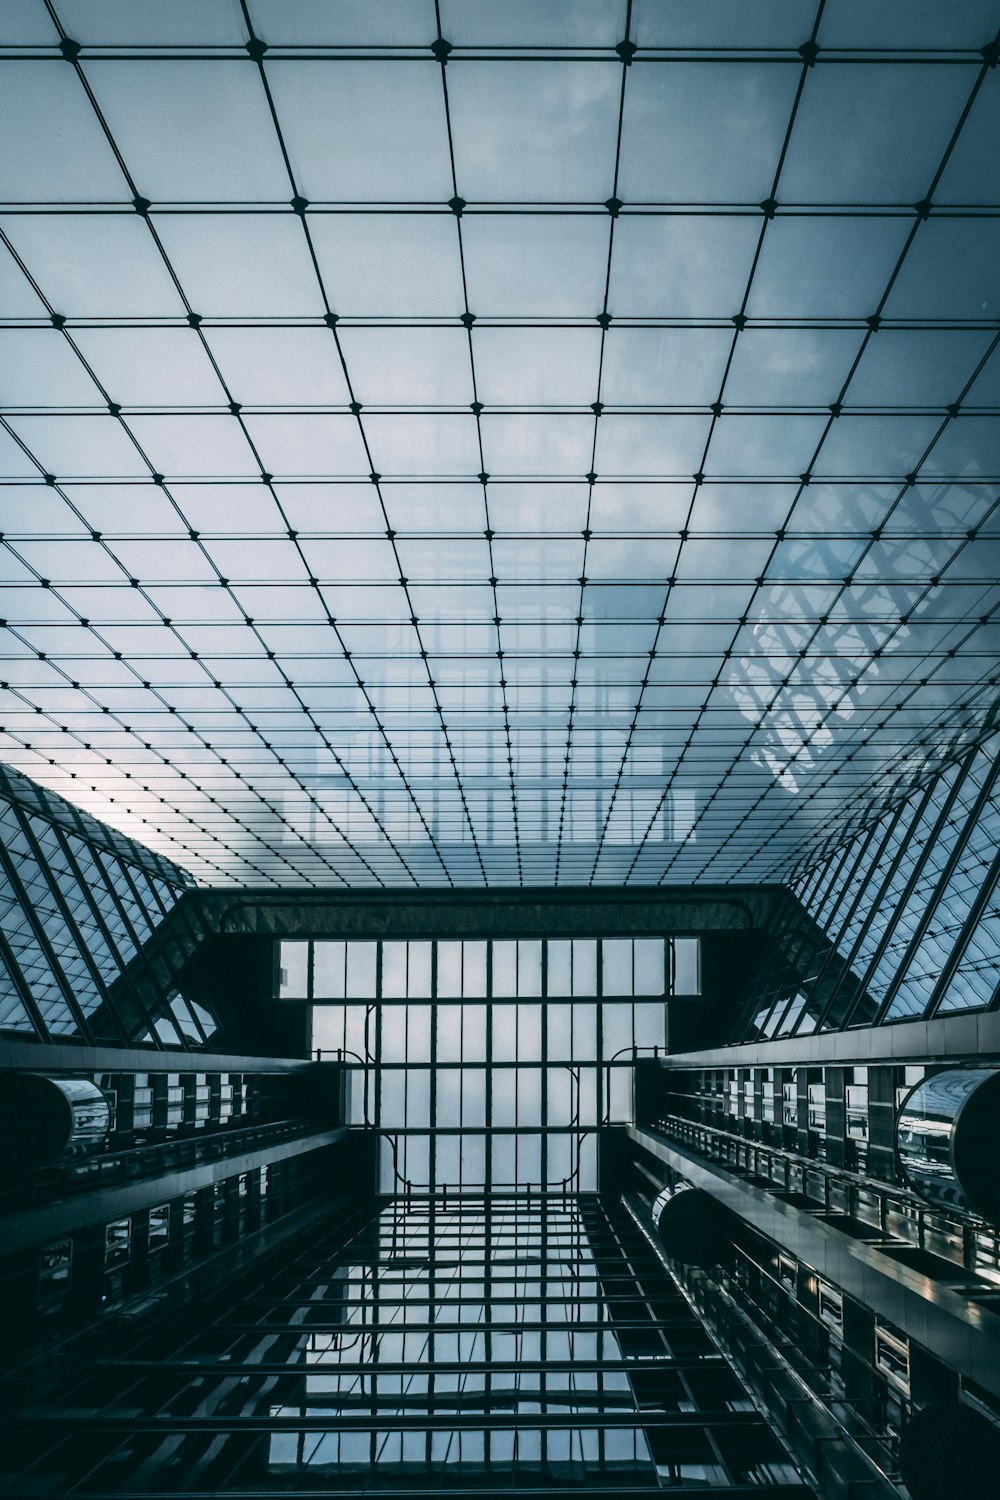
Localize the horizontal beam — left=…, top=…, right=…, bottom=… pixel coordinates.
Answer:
left=659, top=1008, right=1000, bottom=1068
left=200, top=884, right=787, bottom=939
left=630, top=1125, right=1000, bottom=1401
left=0, top=1039, right=311, bottom=1074
left=17, top=1409, right=766, bottom=1432
left=101, top=1357, right=725, bottom=1377
left=0, top=1484, right=809, bottom=1500
left=1, top=1128, right=346, bottom=1254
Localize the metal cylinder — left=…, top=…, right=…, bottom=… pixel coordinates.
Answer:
left=896, top=1068, right=1000, bottom=1223
left=0, top=1074, right=110, bottom=1165
left=652, top=1181, right=732, bottom=1268
left=899, top=1400, right=1000, bottom=1500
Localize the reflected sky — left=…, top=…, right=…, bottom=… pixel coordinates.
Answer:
left=0, top=2, right=998, bottom=886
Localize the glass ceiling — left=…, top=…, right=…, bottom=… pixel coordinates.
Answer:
left=1, top=0, right=999, bottom=887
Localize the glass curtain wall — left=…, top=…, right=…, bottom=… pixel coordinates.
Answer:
left=280, top=935, right=700, bottom=1192
left=0, top=1194, right=811, bottom=1495
left=736, top=727, right=1000, bottom=1040
left=0, top=763, right=219, bottom=1046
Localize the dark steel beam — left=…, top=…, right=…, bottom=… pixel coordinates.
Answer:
left=199, top=884, right=788, bottom=939
left=0, top=1039, right=312, bottom=1073
left=655, top=1008, right=1000, bottom=1068
left=2, top=1128, right=347, bottom=1254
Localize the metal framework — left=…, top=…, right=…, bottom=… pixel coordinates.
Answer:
left=0, top=3, right=998, bottom=887
left=0, top=1194, right=813, bottom=1496
left=0, top=764, right=221, bottom=1046
left=738, top=725, right=1000, bottom=1040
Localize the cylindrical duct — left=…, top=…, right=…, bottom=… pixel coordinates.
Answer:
left=896, top=1068, right=1000, bottom=1223
left=0, top=1074, right=110, bottom=1166
left=899, top=1400, right=1000, bottom=1500
left=652, top=1181, right=733, bottom=1268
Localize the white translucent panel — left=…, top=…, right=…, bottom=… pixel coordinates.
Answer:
left=936, top=71, right=1000, bottom=205
left=491, top=1002, right=518, bottom=1061
left=632, top=1002, right=665, bottom=1050
left=817, top=0, right=1000, bottom=46
left=852, top=330, right=992, bottom=408
left=600, top=328, right=732, bottom=407
left=278, top=938, right=309, bottom=998
left=345, top=940, right=376, bottom=997
left=378, top=1069, right=407, bottom=1129
left=126, top=416, right=260, bottom=478
left=480, top=415, right=595, bottom=476
left=473, top=327, right=601, bottom=406
left=205, top=328, right=352, bottom=406
left=452, top=1003, right=488, bottom=1062
left=310, top=1005, right=345, bottom=1055
left=0, top=63, right=129, bottom=201
left=602, top=943, right=632, bottom=997
left=609, top=215, right=760, bottom=316
left=516, top=1003, right=542, bottom=1060
left=904, top=197, right=1000, bottom=297
left=710, top=415, right=829, bottom=479
left=606, top=1066, right=632, bottom=1123
left=634, top=0, right=803, bottom=45
left=408, top=942, right=432, bottom=998
left=515, top=1066, right=542, bottom=1122
left=449, top=62, right=620, bottom=202
left=490, top=1068, right=517, bottom=1126
left=312, top=942, right=346, bottom=997
left=153, top=214, right=324, bottom=316
left=310, top=214, right=465, bottom=317
left=241, top=416, right=371, bottom=476
left=632, top=939, right=664, bottom=995
left=671, top=936, right=704, bottom=996
left=364, top=414, right=481, bottom=477
left=517, top=940, right=542, bottom=996
left=462, top=941, right=487, bottom=997
left=488, top=483, right=589, bottom=533
left=0, top=2, right=59, bottom=43
left=1, top=214, right=185, bottom=316
left=342, top=1005, right=371, bottom=1061
left=266, top=62, right=452, bottom=201
left=0, top=241, right=48, bottom=317
left=460, top=1133, right=487, bottom=1183
left=72, top=329, right=225, bottom=407
left=781, top=66, right=970, bottom=206
left=492, top=942, right=517, bottom=998
left=442, top=0, right=623, bottom=45
left=675, top=537, right=774, bottom=581
left=546, top=1066, right=575, bottom=1127
left=7, top=416, right=146, bottom=479
left=84, top=62, right=289, bottom=201
left=547, top=941, right=572, bottom=997
left=0, top=331, right=101, bottom=406
left=463, top=214, right=609, bottom=318
left=381, top=940, right=408, bottom=998
left=60, top=0, right=249, bottom=43
left=399, top=1003, right=433, bottom=1061
left=336, top=327, right=472, bottom=406
left=619, top=63, right=799, bottom=203
left=748, top=217, right=913, bottom=319
left=815, top=415, right=942, bottom=480
left=595, top=415, right=711, bottom=477
left=725, top=330, right=861, bottom=407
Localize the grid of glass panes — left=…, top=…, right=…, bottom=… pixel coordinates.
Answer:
left=735, top=728, right=1000, bottom=1038
left=284, top=935, right=699, bottom=1191
left=0, top=765, right=219, bottom=1046
left=1, top=1193, right=806, bottom=1495
left=1, top=5, right=998, bottom=890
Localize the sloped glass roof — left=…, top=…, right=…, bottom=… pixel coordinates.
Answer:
left=0, top=0, right=998, bottom=886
